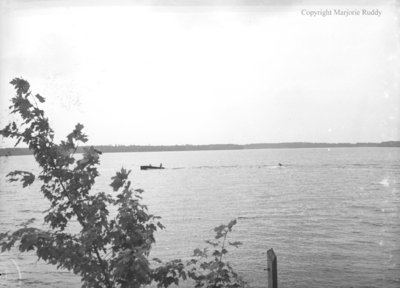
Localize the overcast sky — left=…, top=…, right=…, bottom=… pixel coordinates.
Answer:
left=0, top=0, right=399, bottom=147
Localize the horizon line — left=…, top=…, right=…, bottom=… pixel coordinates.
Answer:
left=1, top=140, right=400, bottom=149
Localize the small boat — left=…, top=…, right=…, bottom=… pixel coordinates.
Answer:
left=140, top=164, right=165, bottom=170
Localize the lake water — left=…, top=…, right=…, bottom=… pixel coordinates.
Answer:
left=0, top=148, right=399, bottom=288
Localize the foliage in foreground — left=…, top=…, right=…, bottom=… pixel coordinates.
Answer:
left=0, top=78, right=246, bottom=288
left=153, top=219, right=246, bottom=288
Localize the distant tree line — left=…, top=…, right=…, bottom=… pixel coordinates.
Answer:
left=1, top=141, right=399, bottom=157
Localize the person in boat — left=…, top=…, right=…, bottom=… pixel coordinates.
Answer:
left=160, top=163, right=163, bottom=168
left=278, top=163, right=283, bottom=167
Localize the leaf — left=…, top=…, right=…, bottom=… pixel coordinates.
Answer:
left=228, top=241, right=243, bottom=248
left=205, top=240, right=219, bottom=247
left=7, top=170, right=35, bottom=187
left=67, top=123, right=88, bottom=143
left=227, top=219, right=237, bottom=231
left=214, top=224, right=226, bottom=235
left=20, top=233, right=38, bottom=251
left=110, top=168, right=131, bottom=191
left=10, top=78, right=30, bottom=95
left=212, top=250, right=221, bottom=257
left=35, top=94, right=45, bottom=103
left=193, top=248, right=207, bottom=258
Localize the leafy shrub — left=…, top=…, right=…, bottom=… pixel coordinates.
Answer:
left=152, top=219, right=246, bottom=288
left=0, top=78, right=246, bottom=288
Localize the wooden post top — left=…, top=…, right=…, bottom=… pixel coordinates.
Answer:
left=267, top=248, right=276, bottom=261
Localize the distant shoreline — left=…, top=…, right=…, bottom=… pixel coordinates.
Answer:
left=1, top=141, right=399, bottom=157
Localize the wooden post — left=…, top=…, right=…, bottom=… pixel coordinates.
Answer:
left=267, top=248, right=277, bottom=288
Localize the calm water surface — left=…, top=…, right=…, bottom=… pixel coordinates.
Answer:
left=0, top=148, right=399, bottom=288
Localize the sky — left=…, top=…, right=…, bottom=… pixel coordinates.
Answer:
left=0, top=0, right=399, bottom=147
